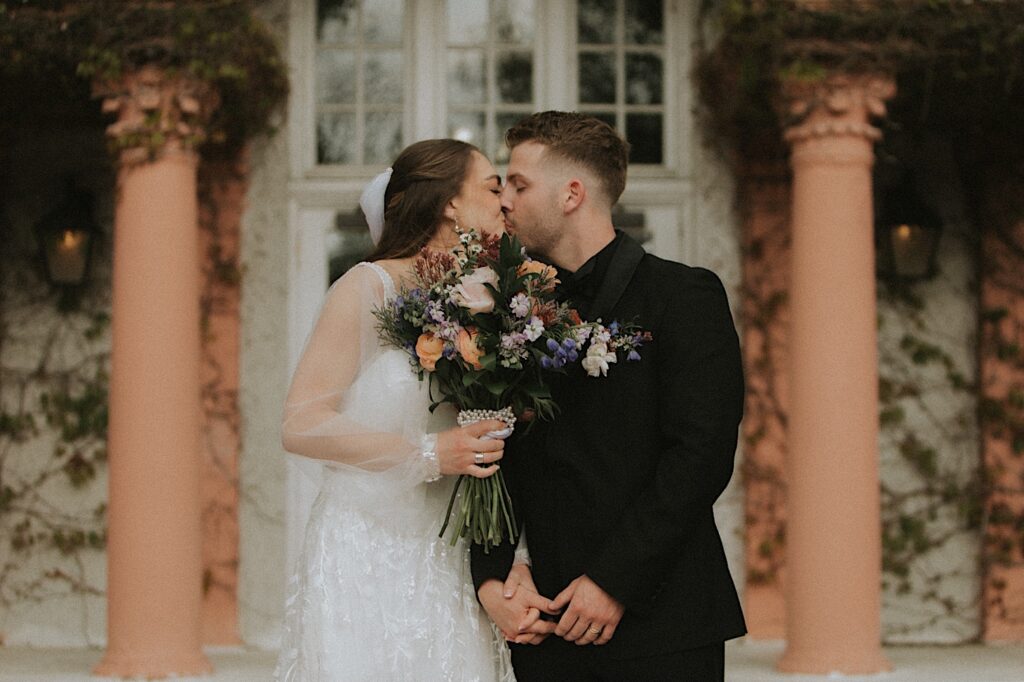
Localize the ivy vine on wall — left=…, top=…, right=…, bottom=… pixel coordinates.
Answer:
left=698, top=0, right=1024, bottom=635
left=977, top=167, right=1024, bottom=632
left=876, top=276, right=982, bottom=639
left=695, top=0, right=1024, bottom=162
left=0, top=0, right=288, bottom=640
left=0, top=253, right=111, bottom=633
left=1, top=0, right=289, bottom=154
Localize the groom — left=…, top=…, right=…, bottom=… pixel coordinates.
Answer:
left=471, top=111, right=746, bottom=680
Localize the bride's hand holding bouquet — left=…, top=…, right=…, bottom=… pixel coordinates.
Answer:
left=375, top=228, right=649, bottom=552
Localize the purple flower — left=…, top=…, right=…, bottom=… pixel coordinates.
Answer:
left=627, top=350, right=642, bottom=362
left=540, top=356, right=553, bottom=369
left=546, top=338, right=560, bottom=352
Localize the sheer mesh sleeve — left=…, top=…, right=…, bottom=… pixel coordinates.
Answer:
left=281, top=263, right=429, bottom=473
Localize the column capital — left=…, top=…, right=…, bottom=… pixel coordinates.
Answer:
left=781, top=74, right=895, bottom=145
left=94, top=66, right=219, bottom=166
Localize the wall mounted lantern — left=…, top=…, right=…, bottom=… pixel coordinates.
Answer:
left=875, top=177, right=942, bottom=282
left=35, top=180, right=98, bottom=288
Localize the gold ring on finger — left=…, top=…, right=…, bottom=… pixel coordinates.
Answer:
left=474, top=453, right=484, bottom=464
left=588, top=627, right=602, bottom=635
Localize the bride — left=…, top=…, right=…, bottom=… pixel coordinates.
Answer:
left=275, top=139, right=520, bottom=681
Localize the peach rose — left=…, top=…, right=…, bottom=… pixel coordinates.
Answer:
left=517, top=260, right=559, bottom=289
left=452, top=266, right=499, bottom=314
left=457, top=328, right=484, bottom=370
left=415, top=333, right=444, bottom=372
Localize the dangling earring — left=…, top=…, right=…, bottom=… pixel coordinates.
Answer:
left=452, top=215, right=463, bottom=236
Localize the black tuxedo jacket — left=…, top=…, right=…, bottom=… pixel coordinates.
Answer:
left=471, top=232, right=746, bottom=660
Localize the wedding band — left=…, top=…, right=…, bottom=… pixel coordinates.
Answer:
left=474, top=453, right=484, bottom=464
left=588, top=627, right=602, bottom=635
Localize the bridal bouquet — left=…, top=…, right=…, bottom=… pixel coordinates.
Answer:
left=375, top=229, right=649, bottom=552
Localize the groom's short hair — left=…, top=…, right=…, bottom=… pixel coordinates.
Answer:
left=505, top=111, right=629, bottom=206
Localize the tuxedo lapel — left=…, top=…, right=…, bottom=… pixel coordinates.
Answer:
left=588, top=232, right=646, bottom=322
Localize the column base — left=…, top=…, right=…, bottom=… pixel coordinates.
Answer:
left=93, top=649, right=213, bottom=678
left=777, top=646, right=891, bottom=675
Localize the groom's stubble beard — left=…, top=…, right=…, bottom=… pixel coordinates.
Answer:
left=517, top=189, right=565, bottom=262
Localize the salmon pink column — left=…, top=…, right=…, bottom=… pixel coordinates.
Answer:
left=776, top=75, right=894, bottom=675
left=93, top=67, right=217, bottom=678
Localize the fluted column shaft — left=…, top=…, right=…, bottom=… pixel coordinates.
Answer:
left=776, top=75, right=894, bottom=675
left=93, top=67, right=217, bottom=678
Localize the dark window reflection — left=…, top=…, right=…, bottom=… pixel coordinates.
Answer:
left=625, top=0, right=663, bottom=45
left=318, top=0, right=358, bottom=43
left=579, top=52, right=616, bottom=104
left=317, top=112, right=356, bottom=164
left=625, top=53, right=662, bottom=105
left=497, top=52, right=533, bottom=103
left=626, top=113, right=662, bottom=164
left=577, top=0, right=615, bottom=44
left=328, top=208, right=375, bottom=285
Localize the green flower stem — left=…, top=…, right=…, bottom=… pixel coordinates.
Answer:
left=439, top=469, right=518, bottom=553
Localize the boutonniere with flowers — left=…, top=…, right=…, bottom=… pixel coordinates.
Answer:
left=374, top=229, right=650, bottom=552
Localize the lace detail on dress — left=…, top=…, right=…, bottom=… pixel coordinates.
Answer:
left=275, top=259, right=513, bottom=682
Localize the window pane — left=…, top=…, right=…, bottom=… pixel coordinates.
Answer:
left=327, top=213, right=375, bottom=285
left=365, top=51, right=403, bottom=105
left=363, top=0, right=403, bottom=43
left=449, top=111, right=486, bottom=148
left=318, top=112, right=356, bottom=164
left=579, top=52, right=616, bottom=104
left=364, top=111, right=403, bottom=164
left=495, top=112, right=526, bottom=163
left=447, top=0, right=489, bottom=45
left=625, top=53, right=662, bottom=105
left=493, top=0, right=534, bottom=43
left=626, top=113, right=662, bottom=164
left=625, top=0, right=663, bottom=45
left=318, top=0, right=358, bottom=43
left=497, top=51, right=533, bottom=104
left=316, top=50, right=356, bottom=104
left=448, top=50, right=486, bottom=105
left=578, top=0, right=615, bottom=44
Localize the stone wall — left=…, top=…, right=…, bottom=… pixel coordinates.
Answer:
left=236, top=0, right=290, bottom=649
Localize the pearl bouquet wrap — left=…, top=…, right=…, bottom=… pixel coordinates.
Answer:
left=440, top=408, right=518, bottom=551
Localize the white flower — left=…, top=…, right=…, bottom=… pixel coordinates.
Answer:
left=572, top=325, right=592, bottom=345
left=523, top=316, right=545, bottom=342
left=452, top=266, right=499, bottom=314
left=581, top=341, right=617, bottom=377
left=592, top=324, right=611, bottom=345
left=510, top=293, right=530, bottom=318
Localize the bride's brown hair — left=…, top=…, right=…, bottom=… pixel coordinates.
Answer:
left=367, top=139, right=478, bottom=262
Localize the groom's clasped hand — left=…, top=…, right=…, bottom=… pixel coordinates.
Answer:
left=482, top=566, right=624, bottom=647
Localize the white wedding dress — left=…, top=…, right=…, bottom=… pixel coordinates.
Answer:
left=274, top=262, right=513, bottom=682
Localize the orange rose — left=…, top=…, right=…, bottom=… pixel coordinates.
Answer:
left=457, top=328, right=484, bottom=370
left=415, top=333, right=444, bottom=372
left=517, top=260, right=559, bottom=289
